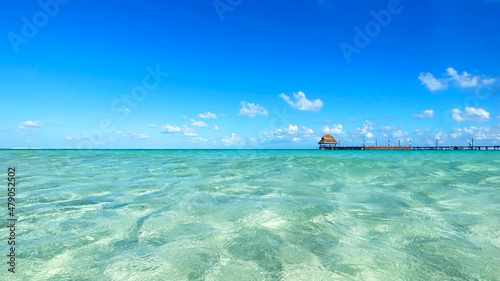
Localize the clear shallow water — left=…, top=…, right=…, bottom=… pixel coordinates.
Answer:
left=1, top=150, right=499, bottom=280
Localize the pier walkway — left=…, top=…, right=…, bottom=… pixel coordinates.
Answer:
left=319, top=145, right=500, bottom=151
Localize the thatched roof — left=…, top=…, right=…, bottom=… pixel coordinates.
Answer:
left=318, top=134, right=339, bottom=144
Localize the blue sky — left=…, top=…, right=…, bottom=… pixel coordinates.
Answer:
left=1, top=0, right=499, bottom=149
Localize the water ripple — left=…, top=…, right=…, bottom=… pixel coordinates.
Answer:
left=0, top=150, right=499, bottom=280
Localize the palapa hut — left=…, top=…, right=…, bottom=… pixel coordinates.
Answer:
left=318, top=134, right=339, bottom=150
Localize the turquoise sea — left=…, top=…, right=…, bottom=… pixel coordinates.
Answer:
left=1, top=150, right=499, bottom=280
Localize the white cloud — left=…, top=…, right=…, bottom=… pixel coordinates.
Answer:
left=263, top=125, right=315, bottom=143
left=221, top=133, right=243, bottom=146
left=271, top=125, right=295, bottom=138
left=65, top=136, right=87, bottom=141
left=238, top=102, right=268, bottom=118
left=183, top=126, right=197, bottom=137
left=271, top=124, right=313, bottom=137
left=452, top=109, right=466, bottom=122
left=191, top=137, right=208, bottom=143
left=190, top=119, right=208, bottom=127
left=419, top=67, right=498, bottom=92
left=130, top=133, right=149, bottom=139
left=392, top=129, right=406, bottom=138
left=292, top=137, right=302, bottom=142
left=113, top=130, right=150, bottom=139
left=66, top=135, right=104, bottom=145
left=147, top=124, right=157, bottom=128
left=322, top=124, right=344, bottom=135
left=414, top=109, right=435, bottom=119
left=301, top=126, right=314, bottom=136
left=213, top=125, right=220, bottom=131
left=451, top=125, right=500, bottom=141
left=198, top=112, right=217, bottom=119
left=318, top=121, right=413, bottom=144
left=452, top=107, right=490, bottom=123
left=450, top=130, right=463, bottom=139
left=446, top=67, right=479, bottom=88
left=19, top=120, right=43, bottom=129
left=418, top=73, right=448, bottom=92
left=483, top=78, right=497, bottom=86
left=357, top=120, right=375, bottom=138
left=158, top=124, right=181, bottom=133
left=435, top=132, right=446, bottom=141
left=284, top=124, right=298, bottom=134
left=279, top=91, right=323, bottom=112
left=381, top=126, right=396, bottom=130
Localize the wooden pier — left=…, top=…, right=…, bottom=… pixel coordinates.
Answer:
left=318, top=135, right=500, bottom=151
left=410, top=145, right=500, bottom=150
left=319, top=145, right=500, bottom=151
